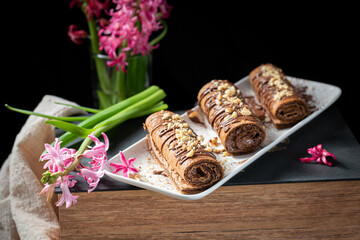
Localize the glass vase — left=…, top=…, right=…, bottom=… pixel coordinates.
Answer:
left=90, top=52, right=151, bottom=109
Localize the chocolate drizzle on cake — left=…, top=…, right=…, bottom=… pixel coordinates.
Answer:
left=250, top=64, right=298, bottom=110
left=149, top=111, right=216, bottom=165
left=145, top=110, right=224, bottom=194
left=249, top=64, right=310, bottom=129
left=198, top=80, right=256, bottom=134
left=197, top=80, right=266, bottom=154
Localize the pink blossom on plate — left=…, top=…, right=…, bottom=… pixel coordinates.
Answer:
left=110, top=151, right=139, bottom=177
left=299, top=144, right=336, bottom=166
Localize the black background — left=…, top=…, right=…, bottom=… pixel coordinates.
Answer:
left=2, top=1, right=359, bottom=163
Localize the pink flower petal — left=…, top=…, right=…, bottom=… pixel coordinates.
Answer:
left=109, top=162, right=127, bottom=174
left=56, top=181, right=79, bottom=208
left=299, top=144, right=335, bottom=166
left=110, top=151, right=139, bottom=177
left=40, top=138, right=76, bottom=172
left=128, top=166, right=140, bottom=173
left=81, top=132, right=109, bottom=172
left=299, top=156, right=317, bottom=163
left=79, top=168, right=105, bottom=193
left=67, top=24, right=88, bottom=45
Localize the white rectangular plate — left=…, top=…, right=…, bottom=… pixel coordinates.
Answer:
left=105, top=76, right=341, bottom=200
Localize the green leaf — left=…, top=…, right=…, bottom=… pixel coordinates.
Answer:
left=5, top=104, right=89, bottom=122
left=97, top=90, right=113, bottom=109
left=45, top=120, right=93, bottom=138
left=54, top=102, right=100, bottom=113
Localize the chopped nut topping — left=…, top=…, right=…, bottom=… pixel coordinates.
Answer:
left=230, top=97, right=242, bottom=105
left=231, top=111, right=238, bottom=118
left=218, top=83, right=229, bottom=91
left=167, top=122, right=174, bottom=130
left=261, top=65, right=294, bottom=101
left=187, top=110, right=204, bottom=124
left=240, top=106, right=252, bottom=116
left=225, top=107, right=233, bottom=113
left=211, top=80, right=253, bottom=118
left=197, top=135, right=204, bottom=141
left=164, top=111, right=207, bottom=159
left=186, top=149, right=195, bottom=158
left=173, top=114, right=182, bottom=120
left=209, top=137, right=219, bottom=147
left=273, top=89, right=293, bottom=101
left=204, top=147, right=213, bottom=152
left=224, top=86, right=236, bottom=97
left=223, top=151, right=231, bottom=156
left=213, top=148, right=225, bottom=154
left=162, top=112, right=171, bottom=120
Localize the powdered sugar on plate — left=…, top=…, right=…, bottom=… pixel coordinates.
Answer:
left=105, top=76, right=341, bottom=200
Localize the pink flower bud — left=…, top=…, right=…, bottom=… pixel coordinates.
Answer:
left=299, top=144, right=336, bottom=166
left=68, top=24, right=88, bottom=45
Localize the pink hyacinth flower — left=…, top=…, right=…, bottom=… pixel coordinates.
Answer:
left=82, top=132, right=109, bottom=171
left=68, top=24, right=88, bottom=45
left=98, top=0, right=172, bottom=72
left=79, top=168, right=105, bottom=193
left=79, top=132, right=109, bottom=193
left=69, top=0, right=82, bottom=8
left=55, top=175, right=78, bottom=208
left=110, top=151, right=139, bottom=178
left=40, top=177, right=62, bottom=202
left=85, top=0, right=111, bottom=20
left=299, top=144, right=336, bottom=166
left=41, top=138, right=76, bottom=172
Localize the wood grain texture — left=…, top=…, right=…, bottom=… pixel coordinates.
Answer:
left=59, top=180, right=360, bottom=239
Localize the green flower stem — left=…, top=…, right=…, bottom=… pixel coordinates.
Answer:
left=58, top=89, right=166, bottom=177
left=115, top=67, right=126, bottom=102
left=46, top=101, right=168, bottom=140
left=96, top=89, right=113, bottom=109
left=56, top=85, right=161, bottom=147
left=95, top=88, right=166, bottom=130
left=126, top=55, right=148, bottom=97
left=45, top=120, right=93, bottom=138
left=150, top=20, right=168, bottom=47
left=86, top=10, right=112, bottom=107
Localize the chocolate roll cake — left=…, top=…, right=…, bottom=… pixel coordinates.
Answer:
left=145, top=110, right=224, bottom=194
left=197, top=80, right=266, bottom=154
left=249, top=64, right=310, bottom=129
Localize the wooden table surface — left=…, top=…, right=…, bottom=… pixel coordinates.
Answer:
left=59, top=180, right=360, bottom=239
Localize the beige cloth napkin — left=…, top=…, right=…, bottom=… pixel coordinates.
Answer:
left=0, top=95, right=86, bottom=240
